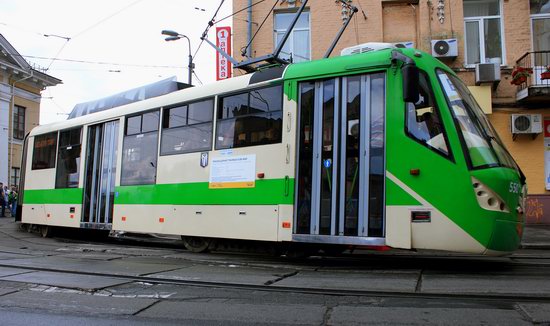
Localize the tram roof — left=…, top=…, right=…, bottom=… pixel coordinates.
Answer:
left=30, top=47, right=424, bottom=137
left=30, top=72, right=255, bottom=136
left=284, top=48, right=395, bottom=80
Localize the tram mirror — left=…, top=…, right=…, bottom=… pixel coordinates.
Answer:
left=402, top=64, right=419, bottom=103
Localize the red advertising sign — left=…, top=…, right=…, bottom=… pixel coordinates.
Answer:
left=216, top=26, right=232, bottom=80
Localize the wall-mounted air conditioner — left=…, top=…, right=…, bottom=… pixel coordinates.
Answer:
left=431, top=39, right=458, bottom=58
left=393, top=41, right=414, bottom=49
left=511, top=114, right=542, bottom=140
left=475, top=63, right=501, bottom=84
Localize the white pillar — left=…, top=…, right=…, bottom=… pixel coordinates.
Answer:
left=0, top=83, right=10, bottom=185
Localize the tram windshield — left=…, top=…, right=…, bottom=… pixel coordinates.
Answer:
left=437, top=70, right=518, bottom=171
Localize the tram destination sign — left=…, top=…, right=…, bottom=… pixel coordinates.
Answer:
left=209, top=154, right=256, bottom=189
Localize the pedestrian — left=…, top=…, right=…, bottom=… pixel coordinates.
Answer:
left=8, top=186, right=17, bottom=218
left=0, top=183, right=5, bottom=217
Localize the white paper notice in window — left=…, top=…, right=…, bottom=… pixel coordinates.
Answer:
left=209, top=154, right=256, bottom=189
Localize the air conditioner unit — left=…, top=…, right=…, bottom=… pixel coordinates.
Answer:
left=393, top=41, right=414, bottom=49
left=511, top=114, right=542, bottom=134
left=341, top=42, right=395, bottom=56
left=475, top=63, right=501, bottom=84
left=431, top=39, right=458, bottom=58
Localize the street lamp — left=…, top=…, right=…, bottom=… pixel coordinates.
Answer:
left=162, top=30, right=194, bottom=85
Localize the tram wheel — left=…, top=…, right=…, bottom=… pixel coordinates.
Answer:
left=181, top=236, right=212, bottom=253
left=40, top=225, right=54, bottom=238
left=19, top=223, right=30, bottom=232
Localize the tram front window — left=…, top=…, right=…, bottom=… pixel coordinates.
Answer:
left=437, top=70, right=518, bottom=171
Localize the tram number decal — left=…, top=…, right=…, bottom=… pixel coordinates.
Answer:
left=509, top=182, right=521, bottom=194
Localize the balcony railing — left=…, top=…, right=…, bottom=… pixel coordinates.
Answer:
left=514, top=51, right=550, bottom=102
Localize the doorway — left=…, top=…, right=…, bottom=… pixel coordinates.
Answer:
left=294, top=73, right=386, bottom=243
left=82, top=120, right=119, bottom=228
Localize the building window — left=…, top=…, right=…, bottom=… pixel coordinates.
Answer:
left=121, top=110, right=159, bottom=186
left=32, top=132, right=58, bottom=170
left=13, top=105, right=25, bottom=140
left=463, top=0, right=504, bottom=66
left=216, top=85, right=283, bottom=149
left=10, top=167, right=20, bottom=187
left=55, top=128, right=82, bottom=188
left=161, top=99, right=214, bottom=155
left=530, top=0, right=550, bottom=52
left=274, top=11, right=310, bottom=62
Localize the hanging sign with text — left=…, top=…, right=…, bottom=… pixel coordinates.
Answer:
left=216, top=26, right=232, bottom=80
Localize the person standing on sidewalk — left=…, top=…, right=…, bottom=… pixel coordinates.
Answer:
left=0, top=183, right=5, bottom=217
left=8, top=186, right=17, bottom=218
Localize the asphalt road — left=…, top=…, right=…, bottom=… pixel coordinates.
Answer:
left=0, top=218, right=549, bottom=325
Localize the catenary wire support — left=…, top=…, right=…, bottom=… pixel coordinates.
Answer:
left=240, top=0, right=278, bottom=58
left=324, top=2, right=358, bottom=58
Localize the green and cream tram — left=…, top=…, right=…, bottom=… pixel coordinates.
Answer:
left=18, top=45, right=525, bottom=255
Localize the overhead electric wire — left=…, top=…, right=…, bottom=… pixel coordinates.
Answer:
left=214, top=0, right=267, bottom=25
left=2, top=51, right=186, bottom=71
left=192, top=0, right=268, bottom=61
left=45, top=0, right=145, bottom=71
left=71, top=0, right=145, bottom=39
left=354, top=0, right=368, bottom=19
left=46, top=40, right=70, bottom=71
left=192, top=71, right=203, bottom=86
left=193, top=0, right=226, bottom=61
left=17, top=53, right=185, bottom=69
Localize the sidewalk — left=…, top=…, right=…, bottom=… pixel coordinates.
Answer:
left=522, top=224, right=550, bottom=249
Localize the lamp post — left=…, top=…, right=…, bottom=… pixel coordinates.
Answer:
left=162, top=30, right=194, bottom=85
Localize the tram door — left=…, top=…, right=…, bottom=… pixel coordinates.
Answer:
left=295, top=73, right=385, bottom=239
left=82, top=120, right=119, bottom=228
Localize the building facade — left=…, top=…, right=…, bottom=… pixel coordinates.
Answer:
left=231, top=0, right=550, bottom=223
left=0, top=34, right=61, bottom=188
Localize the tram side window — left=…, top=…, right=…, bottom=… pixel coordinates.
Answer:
left=55, top=128, right=82, bottom=188
left=405, top=72, right=450, bottom=157
left=31, top=132, right=58, bottom=170
left=216, top=85, right=283, bottom=149
left=121, top=110, right=159, bottom=186
left=161, top=99, right=214, bottom=155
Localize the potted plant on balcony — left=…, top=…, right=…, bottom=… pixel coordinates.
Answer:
left=510, top=66, right=532, bottom=85
left=541, top=66, right=550, bottom=80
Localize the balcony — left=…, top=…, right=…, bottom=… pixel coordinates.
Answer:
left=514, top=51, right=550, bottom=103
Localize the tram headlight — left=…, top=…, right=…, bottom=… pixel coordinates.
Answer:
left=471, top=177, right=510, bottom=213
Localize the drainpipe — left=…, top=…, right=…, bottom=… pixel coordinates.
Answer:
left=247, top=0, right=253, bottom=58
left=9, top=71, right=33, bottom=186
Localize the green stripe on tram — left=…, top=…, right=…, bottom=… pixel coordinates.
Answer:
left=24, top=188, right=83, bottom=204
left=115, top=178, right=295, bottom=205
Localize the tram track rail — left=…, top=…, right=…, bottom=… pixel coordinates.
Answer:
left=0, top=261, right=549, bottom=305
left=3, top=227, right=550, bottom=270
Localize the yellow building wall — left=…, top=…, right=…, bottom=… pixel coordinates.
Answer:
left=489, top=110, right=546, bottom=194
left=1, top=73, right=42, bottom=183
left=231, top=0, right=546, bottom=198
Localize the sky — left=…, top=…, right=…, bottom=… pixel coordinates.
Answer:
left=0, top=0, right=233, bottom=124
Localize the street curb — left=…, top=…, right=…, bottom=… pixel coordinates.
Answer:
left=520, top=243, right=550, bottom=250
